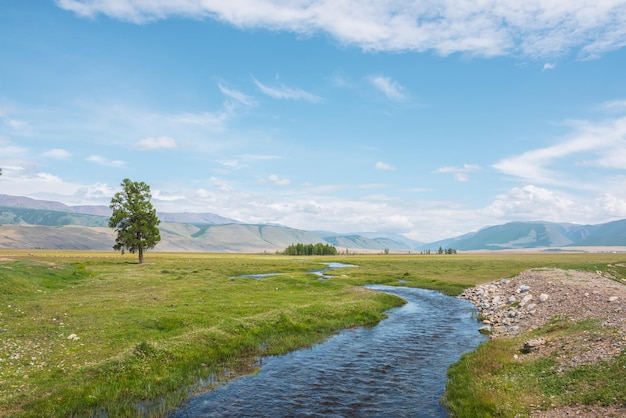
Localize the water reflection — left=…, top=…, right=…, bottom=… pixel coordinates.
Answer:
left=233, top=262, right=357, bottom=280
left=172, top=285, right=485, bottom=417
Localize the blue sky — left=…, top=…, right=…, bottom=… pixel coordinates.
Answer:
left=1, top=1, right=626, bottom=242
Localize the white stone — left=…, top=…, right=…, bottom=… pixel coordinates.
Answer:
left=539, top=294, right=549, bottom=302
left=520, top=294, right=533, bottom=306
left=67, top=334, right=79, bottom=341
left=609, top=296, right=619, bottom=302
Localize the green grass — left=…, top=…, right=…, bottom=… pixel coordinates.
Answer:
left=444, top=316, right=626, bottom=417
left=1, top=250, right=625, bottom=416
left=0, top=251, right=403, bottom=417
left=324, top=252, right=626, bottom=295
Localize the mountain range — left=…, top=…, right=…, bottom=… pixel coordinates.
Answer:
left=1, top=194, right=625, bottom=252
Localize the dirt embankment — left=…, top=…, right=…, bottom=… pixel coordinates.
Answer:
left=460, top=268, right=626, bottom=418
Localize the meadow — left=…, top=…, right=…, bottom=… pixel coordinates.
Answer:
left=1, top=250, right=625, bottom=417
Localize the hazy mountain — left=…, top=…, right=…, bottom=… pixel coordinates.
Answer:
left=570, top=219, right=626, bottom=246
left=0, top=194, right=79, bottom=213
left=420, top=221, right=623, bottom=251
left=323, top=234, right=413, bottom=252
left=157, top=212, right=238, bottom=225
left=1, top=195, right=626, bottom=252
left=0, top=195, right=393, bottom=252
left=0, top=194, right=239, bottom=224
left=356, top=231, right=424, bottom=249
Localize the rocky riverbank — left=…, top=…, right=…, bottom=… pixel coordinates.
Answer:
left=459, top=268, right=626, bottom=417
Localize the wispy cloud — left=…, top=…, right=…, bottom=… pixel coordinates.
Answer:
left=493, top=117, right=626, bottom=186
left=368, top=75, right=407, bottom=101
left=252, top=77, right=321, bottom=103
left=218, top=154, right=282, bottom=171
left=218, top=83, right=256, bottom=107
left=258, top=174, right=290, bottom=186
left=542, top=63, right=556, bottom=71
left=374, top=161, right=396, bottom=171
left=0, top=106, right=30, bottom=134
left=603, top=100, right=626, bottom=111
left=56, top=0, right=626, bottom=59
left=134, top=136, right=177, bottom=150
left=0, top=139, right=27, bottom=157
left=218, top=159, right=246, bottom=170
left=239, top=154, right=282, bottom=161
left=436, top=164, right=481, bottom=182
left=170, top=111, right=230, bottom=126
left=86, top=155, right=126, bottom=167
left=41, top=148, right=71, bottom=159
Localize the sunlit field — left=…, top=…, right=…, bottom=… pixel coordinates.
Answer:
left=1, top=250, right=625, bottom=417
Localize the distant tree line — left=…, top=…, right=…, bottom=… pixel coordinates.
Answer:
left=283, top=242, right=338, bottom=256
left=420, top=247, right=457, bottom=255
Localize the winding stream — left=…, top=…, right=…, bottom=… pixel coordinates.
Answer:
left=171, top=273, right=486, bottom=417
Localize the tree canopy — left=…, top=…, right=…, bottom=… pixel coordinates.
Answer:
left=109, top=178, right=161, bottom=264
left=283, top=242, right=337, bottom=256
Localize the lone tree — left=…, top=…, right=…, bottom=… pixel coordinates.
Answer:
left=109, top=178, right=161, bottom=264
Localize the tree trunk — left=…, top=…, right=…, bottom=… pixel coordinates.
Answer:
left=138, top=247, right=144, bottom=264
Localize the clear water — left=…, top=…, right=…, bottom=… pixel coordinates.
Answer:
left=171, top=285, right=485, bottom=417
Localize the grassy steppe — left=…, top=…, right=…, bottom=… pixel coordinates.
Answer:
left=1, top=250, right=625, bottom=417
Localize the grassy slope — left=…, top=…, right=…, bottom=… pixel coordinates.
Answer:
left=1, top=251, right=625, bottom=417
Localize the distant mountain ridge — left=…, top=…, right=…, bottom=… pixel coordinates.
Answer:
left=0, top=194, right=239, bottom=224
left=1, top=195, right=625, bottom=252
left=0, top=194, right=411, bottom=252
left=423, top=220, right=626, bottom=250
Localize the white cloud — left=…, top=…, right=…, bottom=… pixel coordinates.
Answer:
left=603, top=100, right=626, bottom=111
left=368, top=75, right=407, bottom=101
left=493, top=116, right=626, bottom=186
left=595, top=193, right=626, bottom=218
left=0, top=106, right=30, bottom=134
left=75, top=183, right=118, bottom=200
left=0, top=139, right=26, bottom=158
left=542, top=63, right=556, bottom=71
left=218, top=83, right=256, bottom=107
left=258, top=174, right=290, bottom=186
left=151, top=189, right=186, bottom=201
left=135, top=136, right=177, bottom=150
left=41, top=148, right=71, bottom=159
left=218, top=154, right=283, bottom=171
left=243, top=154, right=281, bottom=160
left=0, top=170, right=85, bottom=198
left=170, top=111, right=230, bottom=126
left=480, top=184, right=626, bottom=225
left=86, top=155, right=126, bottom=167
left=218, top=159, right=246, bottom=170
left=56, top=0, right=626, bottom=59
left=374, top=161, right=396, bottom=171
left=436, top=164, right=481, bottom=182
left=482, top=185, right=579, bottom=220
left=252, top=77, right=321, bottom=103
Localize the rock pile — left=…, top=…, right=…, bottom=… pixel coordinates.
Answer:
left=459, top=268, right=625, bottom=337
left=459, top=268, right=626, bottom=417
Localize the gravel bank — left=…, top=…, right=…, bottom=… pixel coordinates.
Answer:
left=459, top=268, right=626, bottom=418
